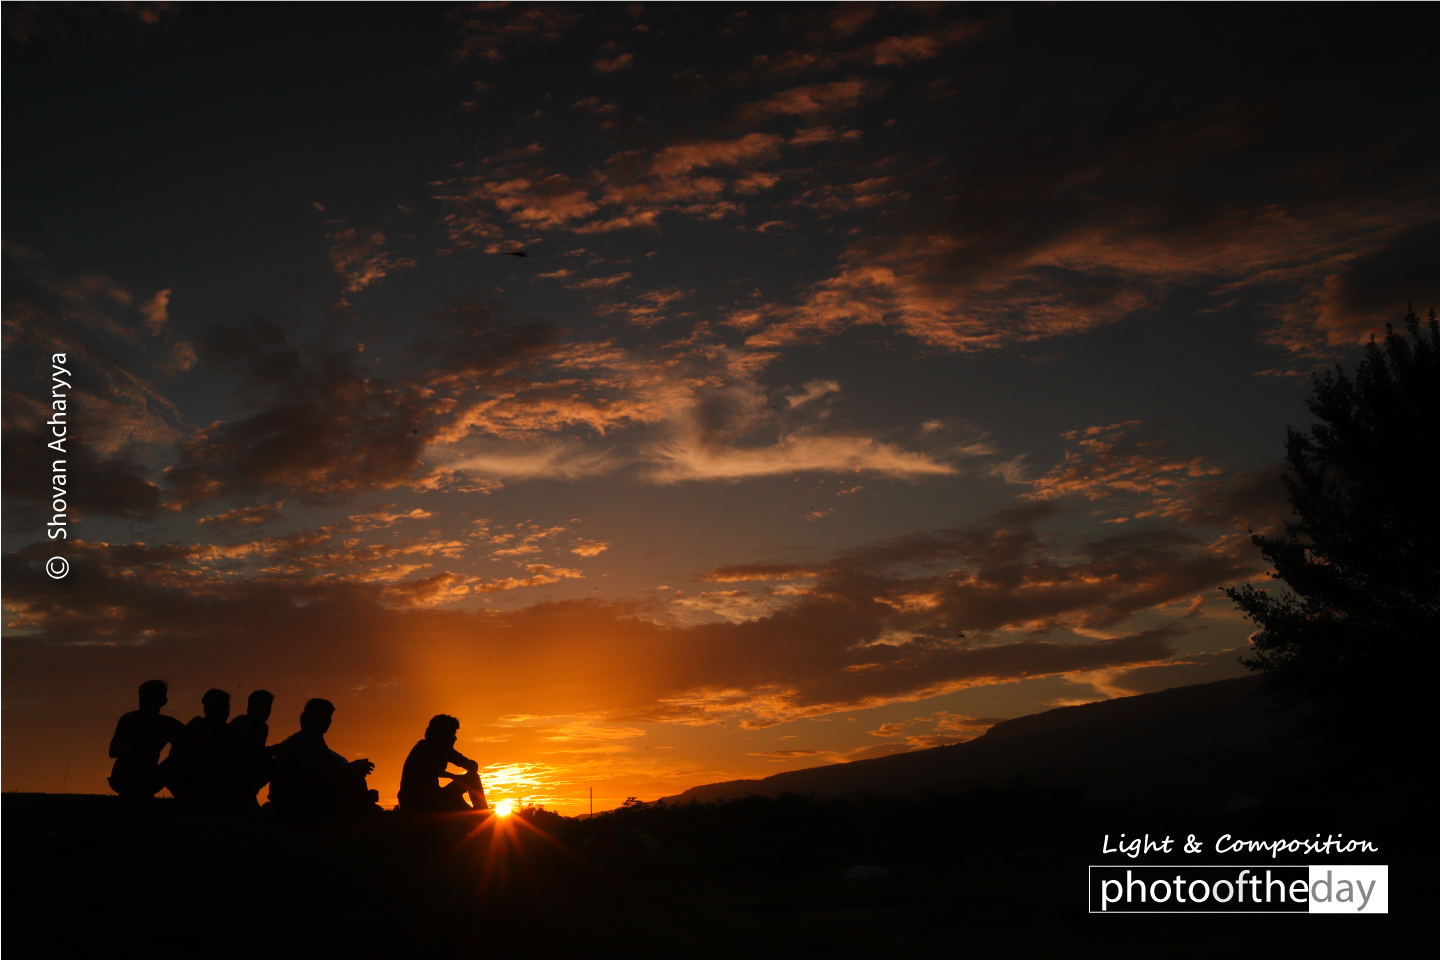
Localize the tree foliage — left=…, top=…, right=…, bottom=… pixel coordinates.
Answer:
left=1226, top=307, right=1440, bottom=726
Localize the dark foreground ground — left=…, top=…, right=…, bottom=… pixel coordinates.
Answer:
left=3, top=756, right=1412, bottom=958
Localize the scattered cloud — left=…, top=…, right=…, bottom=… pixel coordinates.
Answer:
left=867, top=710, right=999, bottom=750
left=650, top=432, right=953, bottom=482
left=163, top=312, right=559, bottom=507
left=326, top=227, right=415, bottom=292
left=140, top=289, right=171, bottom=331
left=565, top=272, right=632, bottom=290
left=748, top=748, right=833, bottom=760
left=864, top=20, right=986, bottom=66
left=451, top=4, right=581, bottom=62
left=698, top=501, right=1262, bottom=643
left=786, top=379, right=840, bottom=408
left=571, top=97, right=617, bottom=115
left=593, top=52, right=633, bottom=73
left=1027, top=422, right=1221, bottom=502
left=1295, top=220, right=1440, bottom=352
left=197, top=502, right=283, bottom=530
left=1024, top=422, right=1288, bottom=532
left=4, top=507, right=1207, bottom=733
left=737, top=78, right=875, bottom=122
left=649, top=133, right=783, bottom=177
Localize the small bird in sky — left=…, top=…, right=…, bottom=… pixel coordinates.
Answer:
left=501, top=249, right=528, bottom=258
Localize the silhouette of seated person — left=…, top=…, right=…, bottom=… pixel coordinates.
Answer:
left=168, top=687, right=245, bottom=805
left=267, top=698, right=378, bottom=817
left=398, top=714, right=487, bottom=813
left=228, top=689, right=276, bottom=804
left=108, top=679, right=185, bottom=799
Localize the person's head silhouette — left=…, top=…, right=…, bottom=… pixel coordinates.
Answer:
left=138, top=679, right=168, bottom=713
left=424, top=714, right=460, bottom=746
left=300, top=698, right=335, bottom=734
left=201, top=688, right=230, bottom=723
left=246, top=690, right=274, bottom=722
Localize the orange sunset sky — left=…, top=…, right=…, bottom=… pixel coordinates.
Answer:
left=4, top=3, right=1438, bottom=812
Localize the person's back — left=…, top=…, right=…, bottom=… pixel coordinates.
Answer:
left=229, top=713, right=269, bottom=751
left=267, top=698, right=377, bottom=819
left=167, top=688, right=241, bottom=805
left=269, top=728, right=344, bottom=808
left=228, top=690, right=275, bottom=804
left=108, top=680, right=184, bottom=799
left=398, top=715, right=485, bottom=813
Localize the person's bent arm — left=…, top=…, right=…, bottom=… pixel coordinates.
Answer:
left=447, top=747, right=480, bottom=775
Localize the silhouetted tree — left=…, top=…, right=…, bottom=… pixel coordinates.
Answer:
left=1226, top=307, right=1439, bottom=735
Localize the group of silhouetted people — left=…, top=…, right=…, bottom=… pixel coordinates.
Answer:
left=108, top=680, right=487, bottom=816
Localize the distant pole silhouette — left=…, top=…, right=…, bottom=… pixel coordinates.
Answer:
left=590, top=787, right=593, bottom=819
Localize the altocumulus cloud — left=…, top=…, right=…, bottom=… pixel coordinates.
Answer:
left=4, top=499, right=1257, bottom=732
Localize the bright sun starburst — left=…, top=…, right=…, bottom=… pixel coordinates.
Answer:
left=493, top=799, right=515, bottom=817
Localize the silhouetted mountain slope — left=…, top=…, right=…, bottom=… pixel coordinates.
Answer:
left=664, top=677, right=1301, bottom=804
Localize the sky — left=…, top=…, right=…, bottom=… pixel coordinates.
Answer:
left=4, top=2, right=1438, bottom=813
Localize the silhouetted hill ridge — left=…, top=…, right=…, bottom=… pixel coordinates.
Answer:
left=663, top=676, right=1298, bottom=804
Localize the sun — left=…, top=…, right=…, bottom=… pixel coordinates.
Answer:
left=493, top=799, right=515, bottom=817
